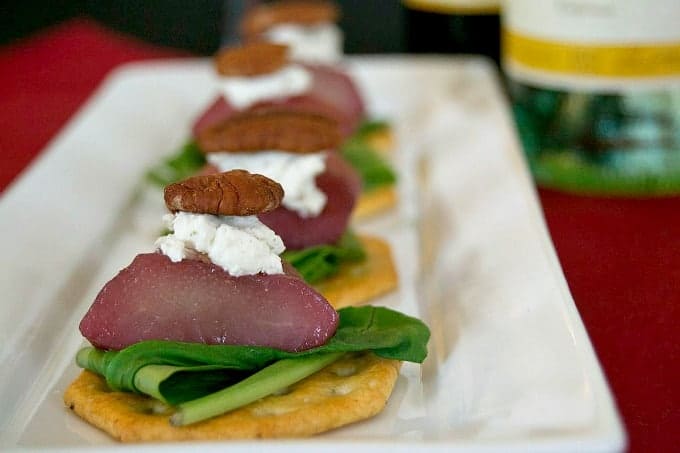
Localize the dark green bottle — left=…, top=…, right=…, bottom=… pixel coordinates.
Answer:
left=504, top=0, right=680, bottom=196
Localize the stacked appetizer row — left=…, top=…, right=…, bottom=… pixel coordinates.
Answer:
left=64, top=0, right=430, bottom=442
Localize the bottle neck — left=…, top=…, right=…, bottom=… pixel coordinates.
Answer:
left=403, top=0, right=500, bottom=15
left=403, top=1, right=501, bottom=62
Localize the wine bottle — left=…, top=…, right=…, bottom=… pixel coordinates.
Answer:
left=403, top=0, right=501, bottom=63
left=503, top=0, right=680, bottom=195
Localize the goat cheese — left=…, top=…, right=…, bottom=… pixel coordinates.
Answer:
left=220, top=64, right=311, bottom=109
left=156, top=212, right=285, bottom=276
left=265, top=23, right=342, bottom=63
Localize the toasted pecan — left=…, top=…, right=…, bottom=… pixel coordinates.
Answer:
left=164, top=170, right=284, bottom=216
left=197, top=109, right=341, bottom=153
left=214, top=42, right=289, bottom=77
left=241, top=0, right=340, bottom=37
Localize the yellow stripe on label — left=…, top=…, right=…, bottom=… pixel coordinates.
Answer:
left=404, top=0, right=500, bottom=15
left=503, top=29, right=680, bottom=78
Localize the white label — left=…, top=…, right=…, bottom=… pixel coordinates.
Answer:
left=505, top=0, right=680, bottom=43
left=503, top=0, right=680, bottom=90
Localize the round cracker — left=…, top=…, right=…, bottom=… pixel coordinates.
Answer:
left=64, top=352, right=399, bottom=442
left=314, top=235, right=398, bottom=309
left=353, top=186, right=398, bottom=221
left=364, top=128, right=394, bottom=157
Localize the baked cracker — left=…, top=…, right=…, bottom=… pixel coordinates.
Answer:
left=354, top=186, right=398, bottom=220
left=315, top=235, right=398, bottom=309
left=352, top=126, right=396, bottom=220
left=364, top=127, right=394, bottom=157
left=64, top=352, right=399, bottom=442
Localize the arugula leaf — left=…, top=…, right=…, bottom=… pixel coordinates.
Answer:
left=281, top=230, right=365, bottom=283
left=146, top=140, right=206, bottom=187
left=76, top=306, right=430, bottom=404
left=341, top=137, right=397, bottom=192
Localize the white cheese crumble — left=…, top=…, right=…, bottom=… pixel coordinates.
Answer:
left=220, top=64, right=312, bottom=109
left=207, top=151, right=327, bottom=218
left=265, top=23, right=342, bottom=63
left=155, top=212, right=285, bottom=276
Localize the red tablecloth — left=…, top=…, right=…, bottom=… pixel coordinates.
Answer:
left=1, top=18, right=678, bottom=452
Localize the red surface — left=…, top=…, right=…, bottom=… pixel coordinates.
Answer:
left=0, top=18, right=187, bottom=192
left=539, top=190, right=680, bottom=452
left=1, top=18, right=678, bottom=452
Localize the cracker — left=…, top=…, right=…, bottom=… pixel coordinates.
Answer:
left=364, top=128, right=394, bottom=157
left=315, top=235, right=398, bottom=309
left=353, top=125, right=396, bottom=219
left=353, top=186, right=398, bottom=220
left=64, top=352, right=400, bottom=442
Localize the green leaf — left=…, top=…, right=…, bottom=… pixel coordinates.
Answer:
left=341, top=138, right=397, bottom=192
left=76, top=306, right=430, bottom=405
left=134, top=365, right=253, bottom=404
left=354, top=119, right=390, bottom=139
left=334, top=228, right=366, bottom=259
left=170, top=352, right=344, bottom=426
left=146, top=140, right=206, bottom=187
left=76, top=340, right=280, bottom=394
left=281, top=230, right=366, bottom=283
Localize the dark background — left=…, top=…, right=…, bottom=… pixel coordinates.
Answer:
left=1, top=0, right=407, bottom=54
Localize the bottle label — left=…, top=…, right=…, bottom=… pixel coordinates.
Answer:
left=404, top=0, right=499, bottom=15
left=503, top=0, right=680, bottom=90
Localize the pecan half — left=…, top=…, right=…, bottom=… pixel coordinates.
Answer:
left=241, top=0, right=340, bottom=37
left=164, top=170, right=284, bottom=216
left=214, top=42, right=289, bottom=77
left=197, top=109, right=342, bottom=153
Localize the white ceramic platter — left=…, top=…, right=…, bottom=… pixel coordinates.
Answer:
left=0, top=57, right=625, bottom=452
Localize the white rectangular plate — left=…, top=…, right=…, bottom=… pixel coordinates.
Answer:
left=0, top=57, right=625, bottom=452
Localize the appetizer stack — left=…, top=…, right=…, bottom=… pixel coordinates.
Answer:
left=65, top=170, right=429, bottom=441
left=195, top=106, right=397, bottom=307
left=148, top=23, right=397, bottom=219
left=240, top=0, right=343, bottom=63
left=64, top=0, right=429, bottom=442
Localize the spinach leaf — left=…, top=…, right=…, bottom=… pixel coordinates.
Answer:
left=146, top=140, right=206, bottom=187
left=354, top=119, right=390, bottom=139
left=341, top=137, right=397, bottom=192
left=281, top=230, right=365, bottom=283
left=171, top=353, right=344, bottom=425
